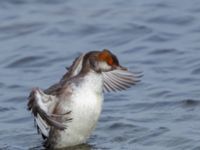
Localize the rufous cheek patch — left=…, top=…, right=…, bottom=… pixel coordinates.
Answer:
left=98, top=50, right=114, bottom=65
left=107, top=58, right=113, bottom=65
left=98, top=51, right=109, bottom=61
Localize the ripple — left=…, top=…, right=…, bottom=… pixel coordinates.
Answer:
left=181, top=99, right=200, bottom=107
left=193, top=146, right=200, bottom=150
left=78, top=24, right=108, bottom=37
left=6, top=56, right=46, bottom=68
left=148, top=48, right=183, bottom=55
left=148, top=90, right=173, bottom=98
left=143, top=1, right=173, bottom=10
left=7, top=84, right=24, bottom=89
left=4, top=96, right=27, bottom=103
left=4, top=116, right=31, bottom=124
left=126, top=101, right=178, bottom=114
left=145, top=34, right=171, bottom=43
left=191, top=66, right=200, bottom=75
left=0, top=106, right=13, bottom=112
left=176, top=77, right=200, bottom=84
left=163, top=137, right=193, bottom=148
left=123, top=46, right=147, bottom=54
left=34, top=0, right=67, bottom=5
left=0, top=0, right=66, bottom=6
left=147, top=15, right=195, bottom=26
left=92, top=23, right=152, bottom=47
left=108, top=122, right=135, bottom=130
left=144, top=32, right=180, bottom=43
left=129, top=127, right=169, bottom=144
left=0, top=82, right=5, bottom=88
left=90, top=8, right=111, bottom=18
left=0, top=22, right=46, bottom=40
left=127, top=99, right=200, bottom=114
left=0, top=0, right=27, bottom=5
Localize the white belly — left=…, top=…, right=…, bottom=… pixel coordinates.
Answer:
left=55, top=73, right=104, bottom=148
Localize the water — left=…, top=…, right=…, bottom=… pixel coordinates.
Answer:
left=0, top=0, right=200, bottom=149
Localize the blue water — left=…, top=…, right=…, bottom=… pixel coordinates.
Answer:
left=1, top=0, right=200, bottom=149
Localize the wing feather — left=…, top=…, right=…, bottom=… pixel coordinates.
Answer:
left=28, top=88, right=69, bottom=138
left=44, top=53, right=85, bottom=95
left=102, top=69, right=141, bottom=92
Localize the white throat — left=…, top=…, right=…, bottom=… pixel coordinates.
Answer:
left=82, top=71, right=103, bottom=93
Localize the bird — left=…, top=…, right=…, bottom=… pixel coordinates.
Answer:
left=27, top=49, right=140, bottom=149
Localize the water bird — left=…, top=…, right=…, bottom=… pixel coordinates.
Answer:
left=28, top=49, right=140, bottom=149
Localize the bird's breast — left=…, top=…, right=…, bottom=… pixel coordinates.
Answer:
left=61, top=73, right=104, bottom=143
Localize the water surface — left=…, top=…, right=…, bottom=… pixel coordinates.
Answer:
left=1, top=0, right=200, bottom=150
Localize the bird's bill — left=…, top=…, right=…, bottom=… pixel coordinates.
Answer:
left=115, top=65, right=127, bottom=71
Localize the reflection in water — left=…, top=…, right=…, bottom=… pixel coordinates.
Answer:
left=29, top=144, right=92, bottom=150
left=55, top=144, right=92, bottom=150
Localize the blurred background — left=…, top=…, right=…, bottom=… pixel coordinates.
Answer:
left=0, top=0, right=200, bottom=149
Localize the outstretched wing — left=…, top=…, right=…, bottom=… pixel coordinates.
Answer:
left=27, top=88, right=70, bottom=138
left=102, top=69, right=142, bottom=92
left=44, top=53, right=85, bottom=95
left=62, top=53, right=85, bottom=81
left=28, top=55, right=83, bottom=137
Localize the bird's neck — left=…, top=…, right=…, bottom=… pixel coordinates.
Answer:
left=82, top=71, right=103, bottom=94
